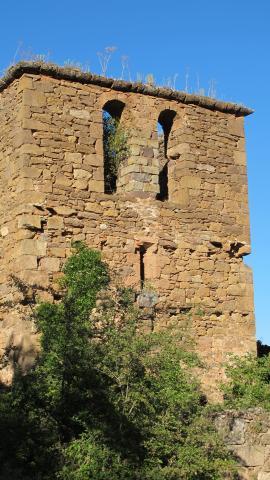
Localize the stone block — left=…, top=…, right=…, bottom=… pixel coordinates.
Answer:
left=234, top=151, right=246, bottom=166
left=37, top=291, right=54, bottom=303
left=170, top=188, right=189, bottom=206
left=227, top=284, right=243, bottom=296
left=143, top=183, right=159, bottom=193
left=20, top=270, right=49, bottom=288
left=143, top=166, right=158, bottom=174
left=70, top=108, right=90, bottom=119
left=85, top=202, right=103, bottom=213
left=22, top=118, right=51, bottom=131
left=180, top=175, right=201, bottom=189
left=237, top=244, right=251, bottom=257
left=19, top=239, right=47, bottom=257
left=18, top=75, right=34, bottom=91
left=237, top=138, right=246, bottom=152
left=103, top=209, right=118, bottom=217
left=142, top=146, right=154, bottom=158
left=120, top=165, right=141, bottom=176
left=53, top=206, right=76, bottom=216
left=47, top=217, right=64, bottom=229
left=137, top=291, right=158, bottom=307
left=130, top=145, right=140, bottom=155
left=90, top=123, right=103, bottom=138
left=228, top=116, right=245, bottom=137
left=20, top=191, right=46, bottom=206
left=1, top=226, right=9, bottom=237
left=215, top=184, right=226, bottom=198
left=65, top=152, right=83, bottom=164
left=92, top=168, right=104, bottom=181
left=74, top=168, right=92, bottom=180
left=16, top=178, right=34, bottom=192
left=95, top=139, right=103, bottom=154
left=40, top=257, right=60, bottom=272
left=21, top=167, right=42, bottom=179
left=234, top=445, right=265, bottom=467
left=258, top=473, right=270, bottom=480
left=49, top=247, right=66, bottom=258
left=88, top=180, right=104, bottom=193
left=199, top=163, right=216, bottom=173
left=54, top=175, right=73, bottom=187
left=19, top=144, right=44, bottom=155
left=23, top=89, right=46, bottom=107
left=13, top=129, right=34, bottom=148
left=18, top=215, right=41, bottom=230
left=84, top=154, right=103, bottom=167
left=73, top=179, right=88, bottom=190
left=14, top=255, right=38, bottom=270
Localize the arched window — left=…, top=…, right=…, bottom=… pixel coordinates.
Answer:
left=156, top=109, right=176, bottom=200
left=103, top=100, right=126, bottom=194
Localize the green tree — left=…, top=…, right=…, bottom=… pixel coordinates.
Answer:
left=0, top=243, right=236, bottom=479
left=222, top=353, right=270, bottom=411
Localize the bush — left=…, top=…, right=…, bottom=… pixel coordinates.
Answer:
left=0, top=243, right=236, bottom=479
left=222, top=353, right=270, bottom=411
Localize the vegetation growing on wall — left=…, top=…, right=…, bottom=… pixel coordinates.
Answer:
left=0, top=243, right=237, bottom=479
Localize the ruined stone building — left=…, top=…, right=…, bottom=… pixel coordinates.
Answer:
left=0, top=62, right=256, bottom=393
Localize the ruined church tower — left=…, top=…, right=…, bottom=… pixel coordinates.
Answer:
left=0, top=62, right=256, bottom=393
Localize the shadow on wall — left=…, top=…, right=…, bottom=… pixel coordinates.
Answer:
left=0, top=332, right=37, bottom=384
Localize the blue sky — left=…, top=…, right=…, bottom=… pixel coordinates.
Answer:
left=0, top=0, right=269, bottom=343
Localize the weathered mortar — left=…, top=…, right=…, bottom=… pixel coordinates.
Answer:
left=0, top=62, right=256, bottom=395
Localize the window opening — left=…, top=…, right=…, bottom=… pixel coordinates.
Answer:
left=103, top=100, right=127, bottom=194
left=156, top=110, right=176, bottom=201
left=158, top=110, right=176, bottom=158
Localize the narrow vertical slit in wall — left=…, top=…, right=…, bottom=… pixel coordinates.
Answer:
left=139, top=245, right=146, bottom=289
left=136, top=245, right=146, bottom=289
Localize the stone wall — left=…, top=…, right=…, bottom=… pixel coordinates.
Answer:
left=216, top=409, right=270, bottom=480
left=0, top=63, right=256, bottom=394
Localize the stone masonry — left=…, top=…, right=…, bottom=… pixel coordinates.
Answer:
left=0, top=62, right=256, bottom=395
left=215, top=409, right=270, bottom=480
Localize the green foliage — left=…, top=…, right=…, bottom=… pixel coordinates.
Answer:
left=60, top=241, right=109, bottom=317
left=222, top=353, right=270, bottom=410
left=59, top=317, right=235, bottom=480
left=103, top=113, right=129, bottom=193
left=0, top=243, right=236, bottom=479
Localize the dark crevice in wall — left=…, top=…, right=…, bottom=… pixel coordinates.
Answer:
left=100, top=240, right=107, bottom=251
left=211, top=241, right=222, bottom=248
left=136, top=245, right=146, bottom=289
